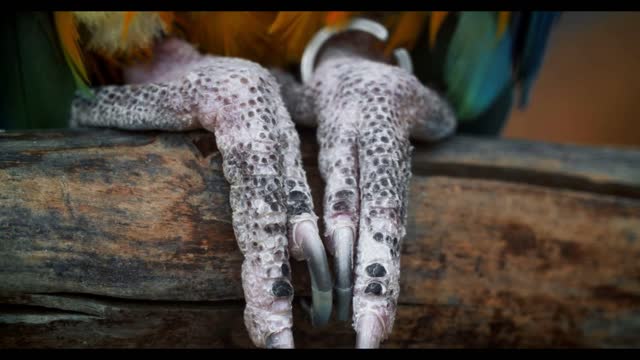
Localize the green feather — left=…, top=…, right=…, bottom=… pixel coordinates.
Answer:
left=444, top=12, right=514, bottom=122
left=60, top=47, right=95, bottom=99
left=0, top=12, right=78, bottom=130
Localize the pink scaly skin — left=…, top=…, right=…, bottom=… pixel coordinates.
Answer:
left=70, top=37, right=333, bottom=349
left=273, top=32, right=457, bottom=348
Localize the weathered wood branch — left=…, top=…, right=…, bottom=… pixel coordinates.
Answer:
left=1, top=128, right=639, bottom=348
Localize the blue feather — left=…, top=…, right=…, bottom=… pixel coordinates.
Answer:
left=517, top=11, right=561, bottom=108
left=444, top=12, right=515, bottom=121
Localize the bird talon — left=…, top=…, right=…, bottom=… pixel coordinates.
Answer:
left=333, top=227, right=355, bottom=322
left=296, top=220, right=333, bottom=327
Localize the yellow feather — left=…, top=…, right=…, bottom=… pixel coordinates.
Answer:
left=429, top=11, right=449, bottom=49
left=73, top=11, right=168, bottom=61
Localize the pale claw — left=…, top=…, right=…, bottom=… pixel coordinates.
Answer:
left=295, top=220, right=333, bottom=326
left=297, top=24, right=456, bottom=348
left=275, top=19, right=455, bottom=347
left=71, top=38, right=332, bottom=348
left=333, top=227, right=355, bottom=322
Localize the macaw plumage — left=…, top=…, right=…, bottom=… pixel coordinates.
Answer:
left=1, top=11, right=559, bottom=134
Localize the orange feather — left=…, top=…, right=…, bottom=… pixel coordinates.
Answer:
left=429, top=11, right=449, bottom=49
left=178, top=12, right=278, bottom=64
left=385, top=11, right=429, bottom=56
left=325, top=11, right=351, bottom=27
left=53, top=11, right=89, bottom=85
left=269, top=12, right=330, bottom=65
left=121, top=11, right=137, bottom=41
left=496, top=11, right=511, bottom=40
left=157, top=11, right=175, bottom=32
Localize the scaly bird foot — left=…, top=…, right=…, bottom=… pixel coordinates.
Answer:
left=275, top=26, right=457, bottom=348
left=70, top=37, right=333, bottom=348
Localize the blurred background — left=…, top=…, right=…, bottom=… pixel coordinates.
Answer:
left=503, top=11, right=640, bottom=148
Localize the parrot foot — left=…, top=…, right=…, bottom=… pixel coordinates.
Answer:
left=273, top=17, right=457, bottom=348
left=70, top=37, right=328, bottom=349
left=333, top=227, right=355, bottom=322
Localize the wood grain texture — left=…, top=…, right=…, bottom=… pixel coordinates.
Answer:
left=1, top=128, right=639, bottom=348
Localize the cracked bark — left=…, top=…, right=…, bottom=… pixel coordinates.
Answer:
left=1, top=128, right=639, bottom=348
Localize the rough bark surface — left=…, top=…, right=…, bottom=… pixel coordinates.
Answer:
left=1, top=129, right=639, bottom=348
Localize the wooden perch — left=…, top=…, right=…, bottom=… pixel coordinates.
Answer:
left=1, top=128, right=639, bottom=348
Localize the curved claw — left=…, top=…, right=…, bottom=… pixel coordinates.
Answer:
left=333, top=227, right=354, bottom=322
left=300, top=18, right=389, bottom=84
left=296, top=221, right=333, bottom=327
left=356, top=314, right=384, bottom=349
